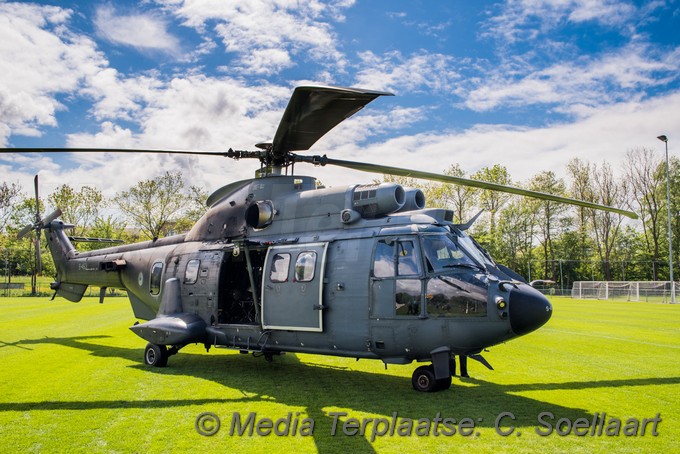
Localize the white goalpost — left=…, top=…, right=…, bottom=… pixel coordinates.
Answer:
left=571, top=281, right=678, bottom=303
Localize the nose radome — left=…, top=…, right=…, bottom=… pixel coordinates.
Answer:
left=509, top=284, right=553, bottom=336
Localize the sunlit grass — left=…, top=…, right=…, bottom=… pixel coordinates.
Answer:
left=0, top=296, right=678, bottom=453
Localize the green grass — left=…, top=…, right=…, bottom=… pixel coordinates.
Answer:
left=0, top=296, right=678, bottom=453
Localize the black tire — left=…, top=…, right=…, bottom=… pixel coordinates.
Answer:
left=412, top=365, right=438, bottom=392
left=144, top=343, right=168, bottom=367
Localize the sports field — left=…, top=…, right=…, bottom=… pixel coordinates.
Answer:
left=0, top=295, right=678, bottom=453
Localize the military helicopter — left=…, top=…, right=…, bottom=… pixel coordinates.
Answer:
left=6, top=86, right=637, bottom=392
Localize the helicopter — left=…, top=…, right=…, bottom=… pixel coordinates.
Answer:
left=7, top=86, right=637, bottom=392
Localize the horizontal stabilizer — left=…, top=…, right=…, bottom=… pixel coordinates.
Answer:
left=51, top=282, right=88, bottom=302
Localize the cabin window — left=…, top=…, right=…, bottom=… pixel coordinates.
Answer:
left=184, top=259, right=200, bottom=284
left=294, top=251, right=317, bottom=282
left=270, top=253, right=291, bottom=283
left=395, top=279, right=423, bottom=316
left=373, top=239, right=421, bottom=278
left=149, top=262, right=164, bottom=295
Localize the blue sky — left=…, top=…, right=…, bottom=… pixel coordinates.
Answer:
left=1, top=0, right=679, bottom=199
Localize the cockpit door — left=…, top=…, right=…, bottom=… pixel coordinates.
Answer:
left=261, top=243, right=328, bottom=332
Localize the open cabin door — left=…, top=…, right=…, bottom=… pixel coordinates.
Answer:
left=261, top=242, right=328, bottom=332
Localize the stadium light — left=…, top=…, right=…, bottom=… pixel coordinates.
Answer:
left=657, top=134, right=674, bottom=303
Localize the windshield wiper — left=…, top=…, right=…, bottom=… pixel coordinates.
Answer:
left=442, top=262, right=485, bottom=271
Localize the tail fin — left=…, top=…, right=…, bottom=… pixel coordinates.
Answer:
left=45, top=219, right=88, bottom=302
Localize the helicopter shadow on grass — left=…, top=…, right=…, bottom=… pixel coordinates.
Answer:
left=5, top=335, right=680, bottom=451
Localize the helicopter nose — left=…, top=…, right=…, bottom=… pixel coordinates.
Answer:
left=508, top=284, right=553, bottom=336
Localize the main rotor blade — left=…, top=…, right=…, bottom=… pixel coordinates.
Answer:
left=320, top=157, right=638, bottom=219
left=2, top=148, right=232, bottom=157
left=271, top=86, right=393, bottom=163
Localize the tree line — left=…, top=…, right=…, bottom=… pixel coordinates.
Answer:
left=1, top=148, right=678, bottom=288
left=383, top=148, right=679, bottom=287
left=0, top=171, right=207, bottom=279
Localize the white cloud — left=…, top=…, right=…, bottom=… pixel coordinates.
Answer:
left=485, top=0, right=638, bottom=44
left=343, top=90, right=680, bottom=190
left=0, top=3, right=107, bottom=145
left=162, top=0, right=350, bottom=74
left=94, top=4, right=181, bottom=55
left=354, top=51, right=460, bottom=94
left=462, top=42, right=680, bottom=115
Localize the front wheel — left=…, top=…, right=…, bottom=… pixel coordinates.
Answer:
left=412, top=365, right=438, bottom=392
left=144, top=343, right=168, bottom=367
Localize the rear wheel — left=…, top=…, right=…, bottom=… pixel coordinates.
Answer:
left=144, top=343, right=168, bottom=367
left=411, top=365, right=438, bottom=392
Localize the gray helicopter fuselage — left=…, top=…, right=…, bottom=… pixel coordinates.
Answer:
left=46, top=175, right=552, bottom=367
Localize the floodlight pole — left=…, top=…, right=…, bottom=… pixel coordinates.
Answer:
left=658, top=135, right=675, bottom=303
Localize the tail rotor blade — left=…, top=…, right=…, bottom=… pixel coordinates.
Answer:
left=34, top=175, right=40, bottom=223
left=36, top=234, right=42, bottom=276
left=42, top=209, right=62, bottom=225
left=17, top=224, right=34, bottom=240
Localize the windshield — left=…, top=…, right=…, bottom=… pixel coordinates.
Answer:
left=422, top=234, right=481, bottom=273
left=454, top=230, right=496, bottom=268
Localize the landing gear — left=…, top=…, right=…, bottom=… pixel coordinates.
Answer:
left=411, top=365, right=452, bottom=392
left=412, top=365, right=437, bottom=392
left=143, top=343, right=185, bottom=367
left=144, top=343, right=168, bottom=367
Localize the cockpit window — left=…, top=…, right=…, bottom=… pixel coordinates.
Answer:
left=422, top=235, right=479, bottom=273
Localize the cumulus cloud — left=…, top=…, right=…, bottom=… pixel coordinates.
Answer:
left=163, top=0, right=350, bottom=74
left=484, top=0, right=639, bottom=44
left=354, top=50, right=460, bottom=93
left=462, top=42, right=680, bottom=115
left=0, top=3, right=107, bottom=145
left=94, top=4, right=182, bottom=55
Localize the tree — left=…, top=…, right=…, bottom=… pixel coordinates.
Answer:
left=588, top=162, right=628, bottom=280
left=0, top=181, right=22, bottom=233
left=566, top=158, right=597, bottom=281
left=115, top=171, right=187, bottom=241
left=48, top=184, right=104, bottom=236
left=471, top=165, right=512, bottom=254
left=529, top=171, right=569, bottom=280
left=624, top=148, right=665, bottom=280
left=425, top=164, right=477, bottom=223
left=496, top=199, right=536, bottom=278
left=172, top=185, right=209, bottom=233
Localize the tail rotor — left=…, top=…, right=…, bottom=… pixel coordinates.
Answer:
left=16, top=175, right=62, bottom=279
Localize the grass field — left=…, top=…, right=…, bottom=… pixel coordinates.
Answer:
left=0, top=296, right=678, bottom=453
